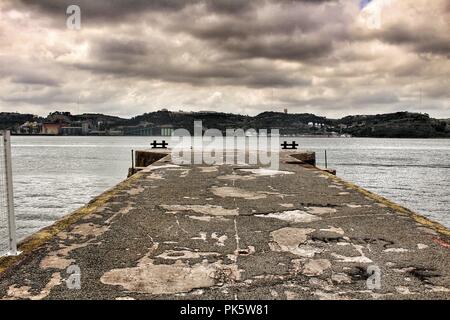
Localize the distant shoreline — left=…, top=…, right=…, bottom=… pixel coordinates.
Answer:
left=3, top=110, right=450, bottom=139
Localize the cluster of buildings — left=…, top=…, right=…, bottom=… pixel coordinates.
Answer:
left=14, top=112, right=175, bottom=136
left=16, top=112, right=104, bottom=136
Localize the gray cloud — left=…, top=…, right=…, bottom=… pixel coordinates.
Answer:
left=17, top=0, right=191, bottom=17
left=11, top=75, right=59, bottom=87
left=376, top=24, right=450, bottom=58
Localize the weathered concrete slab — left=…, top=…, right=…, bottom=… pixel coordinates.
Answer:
left=0, top=151, right=449, bottom=300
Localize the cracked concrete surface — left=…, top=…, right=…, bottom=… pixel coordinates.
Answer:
left=0, top=151, right=449, bottom=300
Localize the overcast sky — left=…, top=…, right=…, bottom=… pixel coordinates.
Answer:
left=0, top=0, right=449, bottom=118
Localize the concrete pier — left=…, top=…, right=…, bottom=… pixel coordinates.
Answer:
left=0, top=151, right=449, bottom=300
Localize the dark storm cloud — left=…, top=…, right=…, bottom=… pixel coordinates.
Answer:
left=205, top=0, right=255, bottom=14
left=222, top=35, right=335, bottom=61
left=74, top=51, right=311, bottom=89
left=376, top=24, right=450, bottom=58
left=71, top=24, right=317, bottom=88
left=17, top=0, right=191, bottom=18
left=91, top=38, right=150, bottom=62
left=157, top=0, right=348, bottom=64
left=16, top=0, right=335, bottom=17
left=11, top=75, right=59, bottom=87
left=13, top=0, right=256, bottom=23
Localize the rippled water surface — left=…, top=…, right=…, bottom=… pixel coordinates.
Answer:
left=10, top=136, right=450, bottom=240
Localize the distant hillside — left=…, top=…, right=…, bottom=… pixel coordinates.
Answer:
left=128, top=110, right=250, bottom=133
left=74, top=113, right=127, bottom=123
left=1, top=110, right=449, bottom=138
left=0, top=112, right=40, bottom=130
left=72, top=113, right=128, bottom=129
left=248, top=112, right=329, bottom=135
left=336, top=112, right=450, bottom=138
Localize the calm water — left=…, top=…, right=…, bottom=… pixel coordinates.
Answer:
left=10, top=136, right=450, bottom=240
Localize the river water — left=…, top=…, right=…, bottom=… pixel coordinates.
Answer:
left=10, top=136, right=450, bottom=240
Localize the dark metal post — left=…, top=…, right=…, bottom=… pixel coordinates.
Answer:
left=325, top=150, right=328, bottom=169
left=131, top=149, right=134, bottom=170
